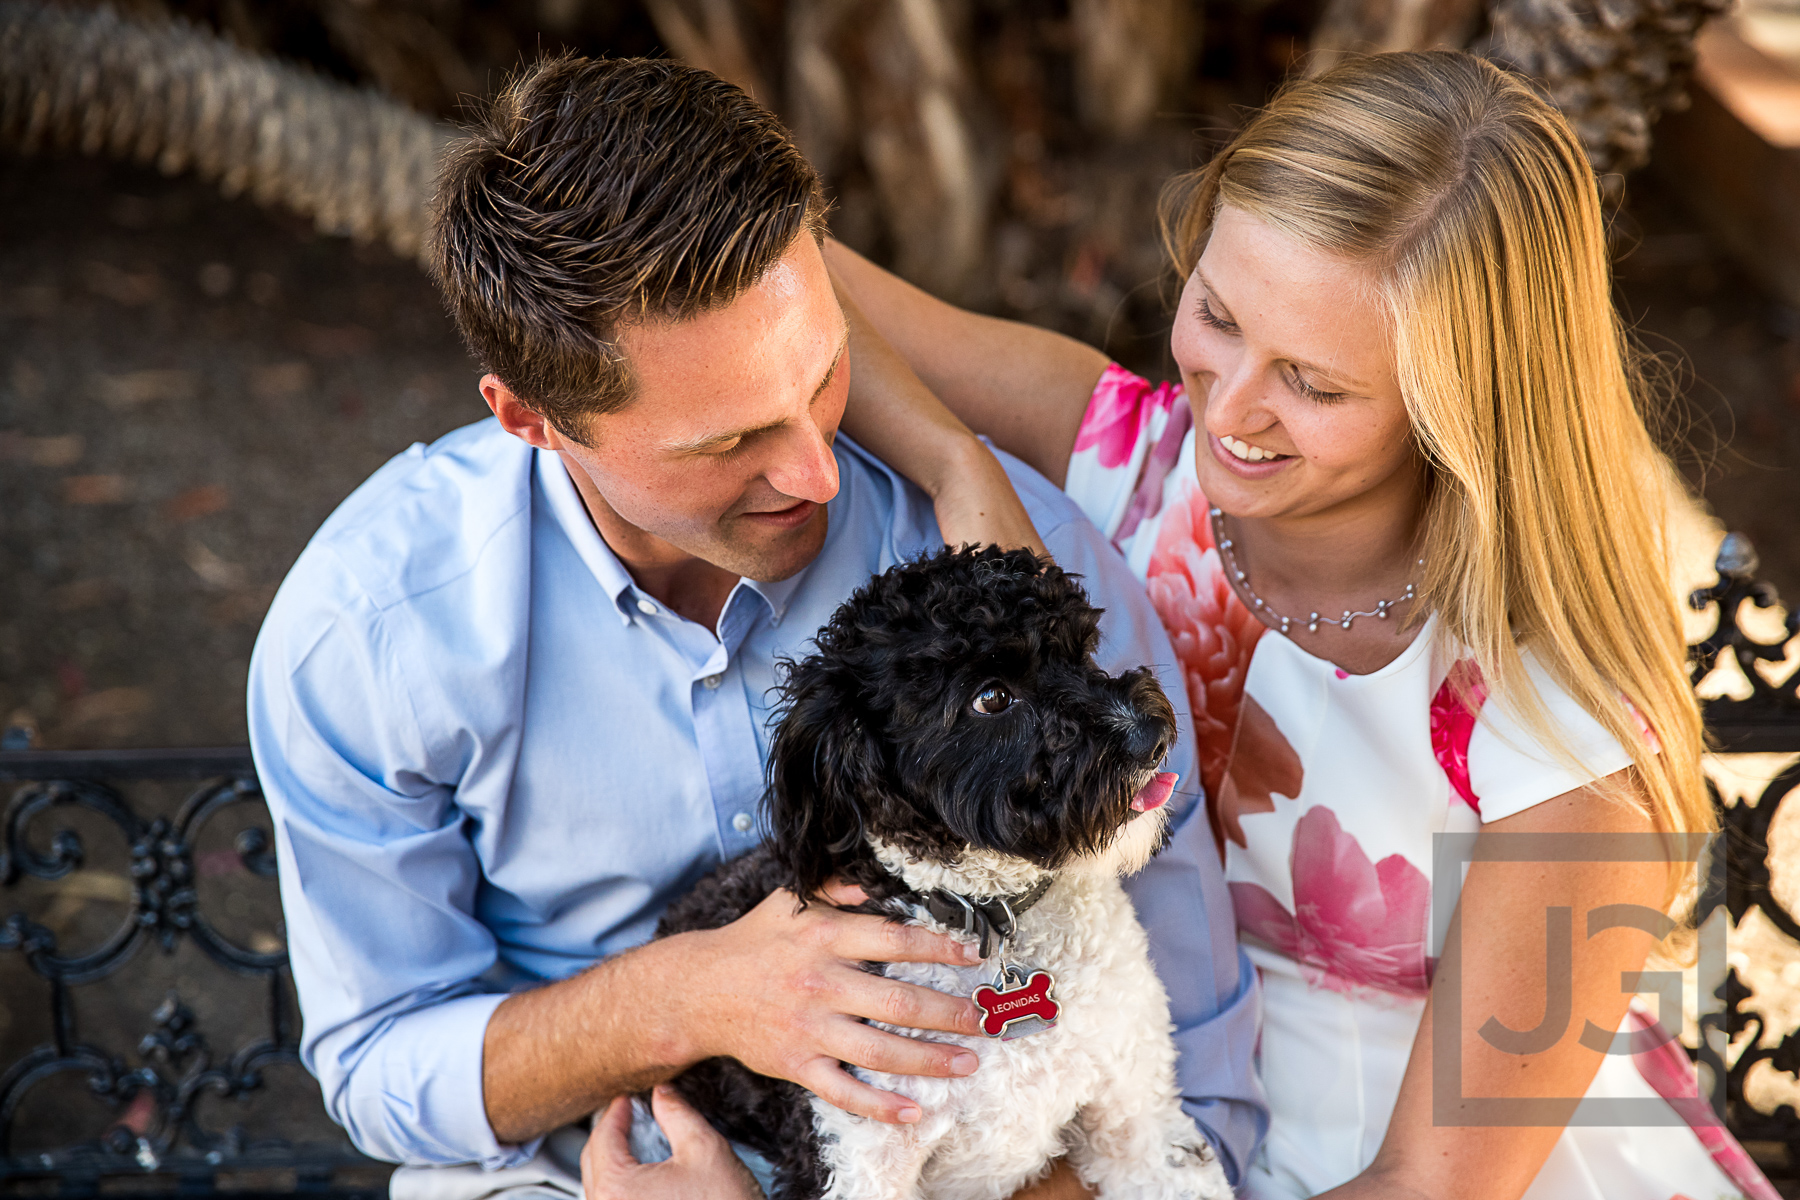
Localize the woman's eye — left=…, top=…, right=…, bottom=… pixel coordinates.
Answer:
left=1288, top=370, right=1345, bottom=404
left=1196, top=295, right=1238, bottom=334
left=972, top=684, right=1014, bottom=715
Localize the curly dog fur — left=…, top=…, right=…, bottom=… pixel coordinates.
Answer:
left=656, top=545, right=1229, bottom=1200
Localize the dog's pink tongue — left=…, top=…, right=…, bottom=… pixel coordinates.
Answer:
left=1131, top=772, right=1178, bottom=812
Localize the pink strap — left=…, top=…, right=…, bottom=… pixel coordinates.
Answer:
left=1625, top=1009, right=1782, bottom=1199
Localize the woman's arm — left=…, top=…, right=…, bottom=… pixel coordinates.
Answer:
left=826, top=239, right=1109, bottom=487
left=835, top=279, right=1047, bottom=557
left=1320, top=779, right=1668, bottom=1200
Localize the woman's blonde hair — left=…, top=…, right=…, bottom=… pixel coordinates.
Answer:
left=1160, top=50, right=1712, bottom=867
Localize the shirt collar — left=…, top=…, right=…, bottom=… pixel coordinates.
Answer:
left=535, top=448, right=640, bottom=625
left=746, top=563, right=804, bottom=624
left=534, top=448, right=814, bottom=629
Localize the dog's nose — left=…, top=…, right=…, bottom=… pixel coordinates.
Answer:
left=1117, top=667, right=1177, bottom=762
left=1127, top=715, right=1174, bottom=765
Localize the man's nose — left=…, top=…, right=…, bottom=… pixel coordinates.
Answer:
left=763, top=417, right=840, bottom=506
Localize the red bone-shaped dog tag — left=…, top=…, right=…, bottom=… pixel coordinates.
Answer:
left=972, top=969, right=1059, bottom=1038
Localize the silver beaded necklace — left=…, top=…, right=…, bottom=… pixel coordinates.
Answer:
left=1208, top=506, right=1422, bottom=636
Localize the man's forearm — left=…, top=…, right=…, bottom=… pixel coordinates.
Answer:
left=482, top=934, right=701, bottom=1144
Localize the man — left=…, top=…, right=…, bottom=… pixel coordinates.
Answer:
left=248, top=54, right=1263, bottom=1200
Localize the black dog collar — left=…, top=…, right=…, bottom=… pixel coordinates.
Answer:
left=915, top=876, right=1054, bottom=960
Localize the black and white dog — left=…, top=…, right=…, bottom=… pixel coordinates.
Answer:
left=657, top=546, right=1229, bottom=1200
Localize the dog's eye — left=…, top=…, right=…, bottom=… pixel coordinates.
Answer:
left=972, top=684, right=1014, bottom=715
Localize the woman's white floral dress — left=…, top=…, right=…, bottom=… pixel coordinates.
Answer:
left=1064, top=364, right=1776, bottom=1200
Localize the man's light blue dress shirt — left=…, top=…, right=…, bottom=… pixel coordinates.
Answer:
left=248, top=419, right=1265, bottom=1183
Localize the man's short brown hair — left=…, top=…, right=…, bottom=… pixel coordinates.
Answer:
left=430, top=55, right=826, bottom=440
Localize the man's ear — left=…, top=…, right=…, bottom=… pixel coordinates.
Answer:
left=481, top=374, right=564, bottom=451
left=763, top=658, right=886, bottom=902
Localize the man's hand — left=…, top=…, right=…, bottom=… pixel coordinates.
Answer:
left=676, top=882, right=986, bottom=1124
left=581, top=1087, right=762, bottom=1200
left=485, top=881, right=987, bottom=1141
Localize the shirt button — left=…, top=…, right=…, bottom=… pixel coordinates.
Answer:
left=703, top=674, right=723, bottom=689
left=732, top=812, right=753, bottom=833
left=636, top=598, right=658, bottom=615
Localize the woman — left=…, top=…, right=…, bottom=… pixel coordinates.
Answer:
left=822, top=49, right=1777, bottom=1200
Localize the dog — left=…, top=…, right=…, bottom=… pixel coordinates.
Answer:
left=656, top=545, right=1230, bottom=1200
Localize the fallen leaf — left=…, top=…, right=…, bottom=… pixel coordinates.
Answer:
left=197, top=262, right=235, bottom=298
left=44, top=872, right=133, bottom=902
left=183, top=539, right=246, bottom=590
left=63, top=474, right=130, bottom=504
left=291, top=321, right=374, bottom=357
left=163, top=484, right=228, bottom=523
left=0, top=432, right=84, bottom=467
left=31, top=434, right=84, bottom=467
left=211, top=584, right=279, bottom=625
left=196, top=849, right=248, bottom=877
left=246, top=272, right=280, bottom=306
left=55, top=686, right=152, bottom=742
left=84, top=261, right=161, bottom=306
left=93, top=369, right=196, bottom=409
left=9, top=286, right=58, bottom=318
left=108, top=195, right=155, bottom=230
left=11, top=360, right=45, bottom=399
left=251, top=362, right=313, bottom=401
left=51, top=578, right=124, bottom=612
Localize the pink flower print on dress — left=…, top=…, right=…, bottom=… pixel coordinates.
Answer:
left=1073, top=363, right=1179, bottom=470
left=1430, top=659, right=1489, bottom=815
left=1430, top=662, right=1661, bottom=819
left=1212, top=694, right=1303, bottom=856
left=1231, top=806, right=1433, bottom=998
left=1143, top=485, right=1266, bottom=810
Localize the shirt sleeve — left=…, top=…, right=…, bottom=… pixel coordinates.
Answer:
left=248, top=556, right=534, bottom=1169
left=1465, top=653, right=1637, bottom=825
left=1016, top=453, right=1269, bottom=1185
left=1062, top=363, right=1185, bottom=540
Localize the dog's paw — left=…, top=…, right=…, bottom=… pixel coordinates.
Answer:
left=1160, top=1139, right=1231, bottom=1200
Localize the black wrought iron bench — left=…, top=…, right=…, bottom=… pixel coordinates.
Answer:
left=3, top=536, right=1798, bottom=1198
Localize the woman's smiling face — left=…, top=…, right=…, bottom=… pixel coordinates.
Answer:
left=1171, top=205, right=1420, bottom=522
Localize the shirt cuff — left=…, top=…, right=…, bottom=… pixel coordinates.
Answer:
left=336, top=991, right=542, bottom=1169
left=1172, top=949, right=1268, bottom=1189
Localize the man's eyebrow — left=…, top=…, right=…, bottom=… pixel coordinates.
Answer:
left=666, top=328, right=849, bottom=453
left=1193, top=267, right=1372, bottom=395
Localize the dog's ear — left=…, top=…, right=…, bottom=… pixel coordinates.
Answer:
left=763, top=657, right=888, bottom=902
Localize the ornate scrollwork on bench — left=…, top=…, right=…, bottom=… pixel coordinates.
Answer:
left=1687, top=533, right=1800, bottom=1175
left=0, top=749, right=382, bottom=1197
